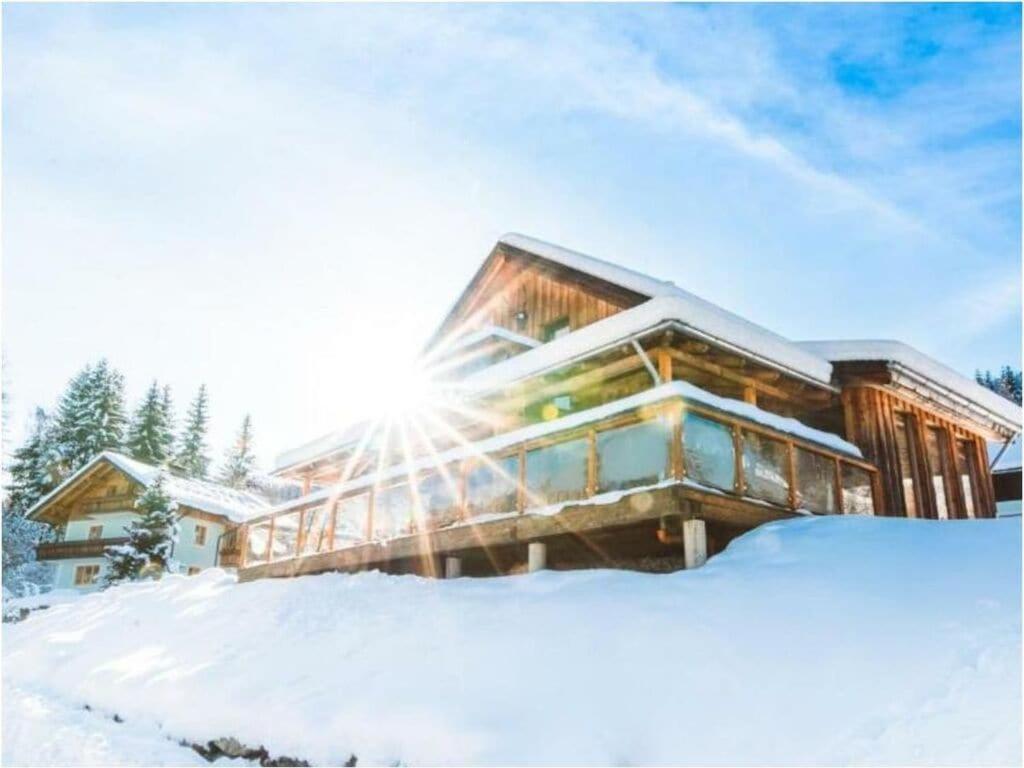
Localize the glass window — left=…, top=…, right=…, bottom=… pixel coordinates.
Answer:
left=334, top=494, right=369, bottom=547
left=246, top=521, right=272, bottom=564
left=597, top=419, right=670, bottom=493
left=418, top=471, right=460, bottom=529
left=795, top=448, right=837, bottom=514
left=954, top=440, right=978, bottom=519
left=894, top=414, right=918, bottom=517
left=87, top=525, right=103, bottom=541
left=526, top=437, right=589, bottom=507
left=741, top=432, right=789, bottom=506
left=194, top=524, right=207, bottom=546
left=300, top=507, right=331, bottom=555
left=74, top=565, right=100, bottom=586
left=683, top=413, right=735, bottom=491
left=373, top=483, right=414, bottom=539
left=841, top=464, right=874, bottom=515
left=270, top=512, right=300, bottom=561
left=465, top=455, right=519, bottom=518
left=924, top=427, right=950, bottom=519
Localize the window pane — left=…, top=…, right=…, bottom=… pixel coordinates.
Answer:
left=841, top=464, right=874, bottom=515
left=795, top=448, right=837, bottom=514
left=742, top=432, right=789, bottom=506
left=924, top=427, right=950, bottom=519
left=894, top=414, right=918, bottom=517
left=270, top=512, right=300, bottom=561
left=300, top=507, right=331, bottom=555
left=418, top=471, right=460, bottom=529
left=683, top=413, right=735, bottom=491
left=954, top=440, right=977, bottom=519
left=526, top=437, right=589, bottom=507
left=246, top=521, right=271, bottom=563
left=466, top=455, right=519, bottom=518
left=373, top=484, right=414, bottom=539
left=334, top=494, right=369, bottom=547
left=597, top=419, right=670, bottom=493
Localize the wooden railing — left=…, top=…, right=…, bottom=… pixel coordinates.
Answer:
left=37, top=537, right=130, bottom=560
left=239, top=388, right=880, bottom=569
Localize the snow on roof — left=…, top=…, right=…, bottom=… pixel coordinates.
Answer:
left=274, top=421, right=370, bottom=473
left=462, top=295, right=835, bottom=393
left=267, top=379, right=861, bottom=518
left=989, top=436, right=1022, bottom=474
left=26, top=452, right=271, bottom=524
left=798, top=340, right=1023, bottom=430
left=438, top=323, right=540, bottom=357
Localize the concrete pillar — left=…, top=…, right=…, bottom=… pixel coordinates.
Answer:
left=682, top=519, right=707, bottom=569
left=444, top=556, right=462, bottom=579
left=527, top=542, right=547, bottom=573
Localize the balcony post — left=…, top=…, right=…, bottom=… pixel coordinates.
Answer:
left=444, top=556, right=462, bottom=579
left=528, top=541, right=547, bottom=572
left=682, top=519, right=707, bottom=569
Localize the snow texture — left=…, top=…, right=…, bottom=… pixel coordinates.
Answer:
left=2, top=516, right=1019, bottom=766
left=270, top=380, right=860, bottom=516
left=25, top=452, right=270, bottom=524
left=799, top=339, right=1023, bottom=427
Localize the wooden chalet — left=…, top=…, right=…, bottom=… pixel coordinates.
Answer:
left=234, top=234, right=1021, bottom=582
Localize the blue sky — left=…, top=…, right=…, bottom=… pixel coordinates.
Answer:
left=3, top=3, right=1020, bottom=467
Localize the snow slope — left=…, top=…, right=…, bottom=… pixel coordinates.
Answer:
left=3, top=516, right=1020, bottom=766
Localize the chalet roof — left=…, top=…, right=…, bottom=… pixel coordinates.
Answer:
left=26, top=451, right=271, bottom=525
left=798, top=340, right=1022, bottom=433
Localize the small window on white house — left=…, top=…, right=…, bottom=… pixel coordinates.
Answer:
left=87, top=525, right=103, bottom=541
left=194, top=524, right=208, bottom=546
left=74, top=565, right=100, bottom=586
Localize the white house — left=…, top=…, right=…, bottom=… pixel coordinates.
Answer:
left=25, top=452, right=270, bottom=590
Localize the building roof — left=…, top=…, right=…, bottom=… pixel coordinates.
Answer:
left=26, top=452, right=271, bottom=525
left=798, top=340, right=1022, bottom=432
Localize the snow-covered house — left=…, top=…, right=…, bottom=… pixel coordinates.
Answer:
left=230, top=234, right=1020, bottom=581
left=25, top=452, right=270, bottom=589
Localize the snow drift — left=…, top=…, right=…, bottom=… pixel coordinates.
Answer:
left=3, top=516, right=1021, bottom=766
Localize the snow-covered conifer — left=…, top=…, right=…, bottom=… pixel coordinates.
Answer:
left=126, top=381, right=174, bottom=465
left=219, top=414, right=256, bottom=489
left=104, top=471, right=180, bottom=585
left=175, top=385, right=210, bottom=478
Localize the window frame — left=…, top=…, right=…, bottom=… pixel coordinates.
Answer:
left=87, top=525, right=103, bottom=541
left=74, top=564, right=100, bottom=586
left=194, top=524, right=208, bottom=547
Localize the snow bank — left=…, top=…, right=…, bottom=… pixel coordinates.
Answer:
left=3, top=517, right=1020, bottom=766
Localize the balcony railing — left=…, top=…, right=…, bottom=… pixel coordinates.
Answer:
left=37, top=537, right=130, bottom=561
left=237, top=383, right=880, bottom=569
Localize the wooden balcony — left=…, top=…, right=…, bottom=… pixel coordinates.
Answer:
left=36, top=537, right=129, bottom=561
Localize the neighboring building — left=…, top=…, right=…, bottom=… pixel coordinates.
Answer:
left=221, top=235, right=1020, bottom=581
left=989, top=436, right=1022, bottom=517
left=26, top=452, right=270, bottom=590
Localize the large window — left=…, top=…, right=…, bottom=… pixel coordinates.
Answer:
left=924, top=427, right=950, bottom=519
left=74, top=564, right=100, bottom=586
left=373, top=483, right=414, bottom=539
left=526, top=437, right=589, bottom=507
left=894, top=413, right=918, bottom=517
left=270, top=512, right=300, bottom=561
left=465, top=455, right=519, bottom=518
left=683, top=412, right=735, bottom=491
left=334, top=493, right=369, bottom=547
left=741, top=431, right=789, bottom=506
left=795, top=448, right=837, bottom=514
left=300, top=507, right=331, bottom=555
left=418, top=471, right=460, bottom=529
left=597, top=419, right=670, bottom=493
left=954, top=440, right=978, bottom=519
left=841, top=464, right=874, bottom=515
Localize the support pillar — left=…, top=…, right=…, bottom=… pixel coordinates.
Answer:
left=528, top=542, right=547, bottom=573
left=444, top=556, right=462, bottom=579
left=682, top=519, right=707, bottom=569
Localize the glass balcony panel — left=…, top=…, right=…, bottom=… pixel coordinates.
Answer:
left=795, top=448, right=837, bottom=514
left=683, top=412, right=735, bottom=491
left=526, top=437, right=589, bottom=507
left=841, top=464, right=874, bottom=515
left=300, top=506, right=331, bottom=555
left=373, top=483, right=414, bottom=539
left=597, top=418, right=670, bottom=493
left=246, top=521, right=271, bottom=564
left=742, top=432, right=790, bottom=506
left=334, top=493, right=369, bottom=548
left=268, top=512, right=301, bottom=561
left=465, top=455, right=519, bottom=518
left=418, top=471, right=460, bottom=529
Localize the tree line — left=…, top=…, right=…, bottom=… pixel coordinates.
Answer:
left=975, top=366, right=1022, bottom=406
left=2, top=359, right=258, bottom=594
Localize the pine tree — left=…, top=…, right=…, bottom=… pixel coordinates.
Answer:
left=159, top=385, right=176, bottom=457
left=220, top=414, right=256, bottom=489
left=52, top=360, right=127, bottom=472
left=125, top=381, right=174, bottom=464
left=51, top=363, right=96, bottom=473
left=87, top=359, right=128, bottom=457
left=104, top=471, right=180, bottom=585
left=977, top=366, right=1022, bottom=406
left=6, top=408, right=61, bottom=514
left=175, top=385, right=210, bottom=478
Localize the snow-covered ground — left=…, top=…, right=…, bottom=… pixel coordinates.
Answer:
left=3, top=516, right=1020, bottom=766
